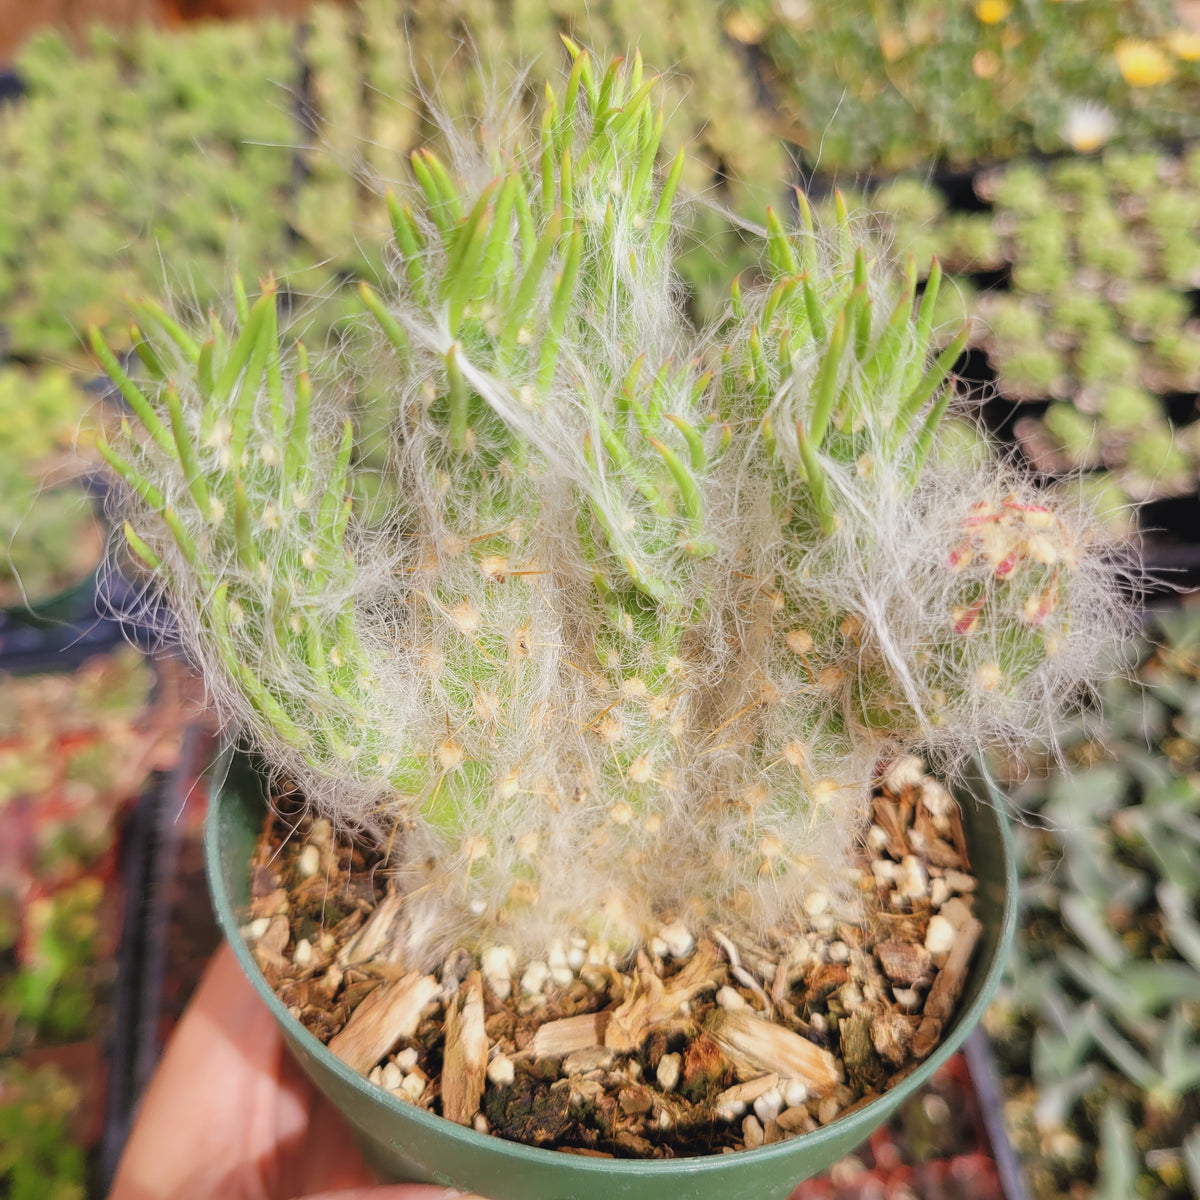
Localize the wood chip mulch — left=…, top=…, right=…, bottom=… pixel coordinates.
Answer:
left=241, top=757, right=982, bottom=1159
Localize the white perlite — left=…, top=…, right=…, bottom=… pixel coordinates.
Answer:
left=716, top=985, right=746, bottom=1010
left=883, top=755, right=926, bottom=792
left=547, top=941, right=575, bottom=987
left=481, top=945, right=517, bottom=1001
left=895, top=855, right=928, bottom=899
left=486, top=1054, right=515, bottom=1087
left=296, top=843, right=321, bottom=878
left=925, top=914, right=958, bottom=956
left=520, top=960, right=550, bottom=996
left=742, top=1114, right=765, bottom=1148
left=656, top=1052, right=682, bottom=1092
left=753, top=1088, right=783, bottom=1125
left=657, top=922, right=696, bottom=959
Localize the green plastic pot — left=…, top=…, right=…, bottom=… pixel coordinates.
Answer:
left=206, top=751, right=1016, bottom=1200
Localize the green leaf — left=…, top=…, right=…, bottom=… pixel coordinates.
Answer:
left=907, top=257, right=944, bottom=387
left=795, top=420, right=835, bottom=535
left=124, top=297, right=200, bottom=363
left=216, top=286, right=274, bottom=408
left=129, top=323, right=167, bottom=380
left=89, top=327, right=174, bottom=456
left=501, top=209, right=562, bottom=344
left=651, top=149, right=685, bottom=250
left=664, top=413, right=706, bottom=472
left=359, top=283, right=409, bottom=360
left=765, top=207, right=799, bottom=277
left=1095, top=1101, right=1140, bottom=1200
left=444, top=180, right=499, bottom=332
left=892, top=326, right=968, bottom=453
left=646, top=435, right=704, bottom=529
left=537, top=223, right=583, bottom=389
left=233, top=274, right=250, bottom=325
left=808, top=308, right=849, bottom=448
left=122, top=522, right=162, bottom=571
left=478, top=171, right=521, bottom=295
left=164, top=384, right=209, bottom=512
left=285, top=343, right=312, bottom=484
left=318, top=419, right=355, bottom=531
left=233, top=478, right=255, bottom=570
left=444, top=344, right=470, bottom=454
left=386, top=190, right=426, bottom=300
left=411, top=149, right=461, bottom=235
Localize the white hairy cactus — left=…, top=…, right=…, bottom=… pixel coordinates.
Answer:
left=95, top=49, right=1131, bottom=965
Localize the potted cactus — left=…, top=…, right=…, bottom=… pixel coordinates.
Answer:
left=93, top=50, right=1127, bottom=1199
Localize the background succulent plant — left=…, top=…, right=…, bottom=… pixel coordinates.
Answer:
left=822, top=147, right=1200, bottom=517
left=0, top=369, right=105, bottom=608
left=94, top=52, right=1126, bottom=966
left=989, top=608, right=1200, bottom=1200
left=289, top=0, right=787, bottom=327
left=730, top=0, right=1200, bottom=173
left=0, top=20, right=298, bottom=365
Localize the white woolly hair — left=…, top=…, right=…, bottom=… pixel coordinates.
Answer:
left=102, top=57, right=1136, bottom=969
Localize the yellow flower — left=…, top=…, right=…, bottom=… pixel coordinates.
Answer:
left=1167, top=29, right=1200, bottom=61
left=975, top=0, right=1012, bottom=24
left=1115, top=38, right=1175, bottom=86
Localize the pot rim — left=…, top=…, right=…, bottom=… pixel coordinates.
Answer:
left=205, top=748, right=1017, bottom=1181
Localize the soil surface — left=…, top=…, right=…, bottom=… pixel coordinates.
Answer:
left=244, top=757, right=983, bottom=1159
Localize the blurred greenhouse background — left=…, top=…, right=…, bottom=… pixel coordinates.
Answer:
left=0, top=1, right=1198, bottom=1197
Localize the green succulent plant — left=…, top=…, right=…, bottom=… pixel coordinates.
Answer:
left=990, top=609, right=1200, bottom=1200
left=0, top=1064, right=86, bottom=1200
left=94, top=53, right=1125, bottom=963
left=0, top=20, right=297, bottom=363
left=0, top=369, right=103, bottom=608
left=843, top=148, right=1200, bottom=508
left=290, top=0, right=788, bottom=327
left=730, top=0, right=1200, bottom=173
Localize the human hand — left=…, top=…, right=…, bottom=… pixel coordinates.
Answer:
left=109, top=941, right=485, bottom=1200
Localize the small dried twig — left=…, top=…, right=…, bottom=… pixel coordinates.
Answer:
left=712, top=931, right=772, bottom=1015
left=338, top=889, right=406, bottom=967
left=328, top=971, right=439, bottom=1073
left=944, top=804, right=972, bottom=871
left=707, top=1008, right=839, bottom=1096
left=605, top=940, right=721, bottom=1053
left=529, top=1011, right=610, bottom=1058
left=912, top=917, right=982, bottom=1058
left=871, top=797, right=909, bottom=859
left=441, top=971, right=488, bottom=1126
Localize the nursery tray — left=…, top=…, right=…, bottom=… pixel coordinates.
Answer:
left=100, top=723, right=220, bottom=1190
left=792, top=1032, right=1029, bottom=1200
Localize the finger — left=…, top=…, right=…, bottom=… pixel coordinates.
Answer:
left=273, top=1083, right=376, bottom=1195
left=109, top=942, right=309, bottom=1200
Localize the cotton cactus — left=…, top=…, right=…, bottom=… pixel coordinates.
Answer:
left=95, top=50, right=1128, bottom=965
